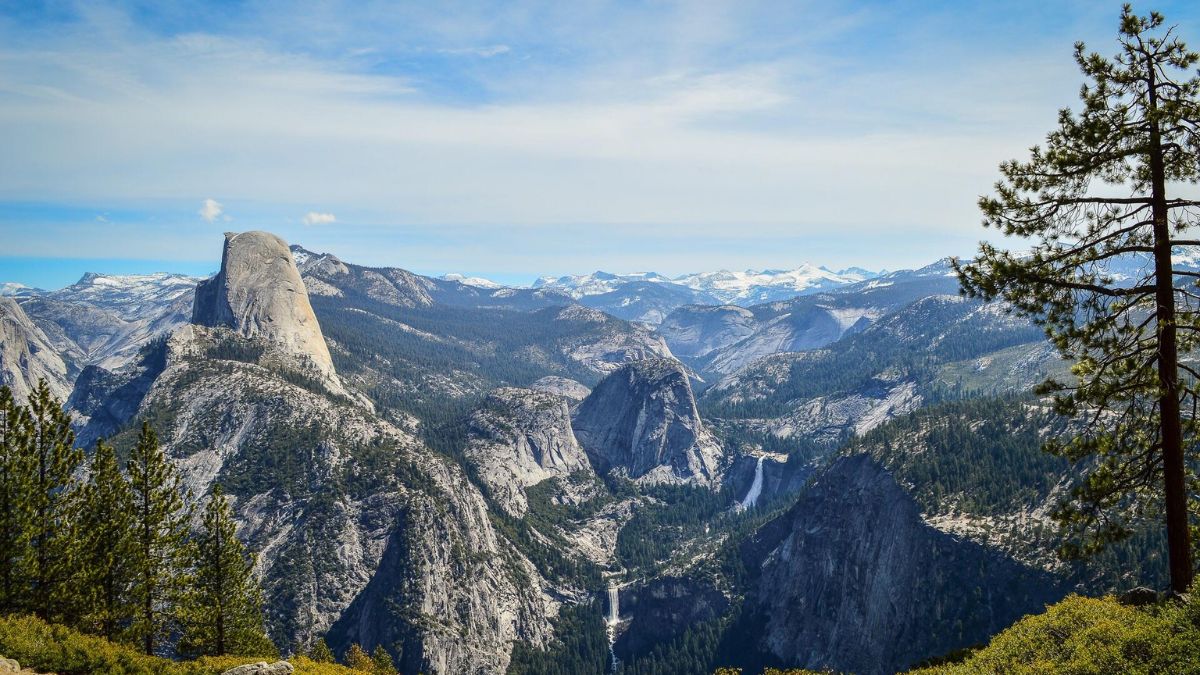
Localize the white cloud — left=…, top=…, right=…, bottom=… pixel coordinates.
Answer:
left=436, top=44, right=510, bottom=57
left=198, top=198, right=224, bottom=222
left=302, top=211, right=337, bottom=226
left=0, top=1, right=1178, bottom=272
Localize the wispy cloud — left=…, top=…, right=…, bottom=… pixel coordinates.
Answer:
left=436, top=44, right=510, bottom=58
left=1, top=1, right=1197, bottom=274
left=302, top=211, right=336, bottom=226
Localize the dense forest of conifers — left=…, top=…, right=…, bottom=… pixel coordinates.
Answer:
left=0, top=381, right=401, bottom=673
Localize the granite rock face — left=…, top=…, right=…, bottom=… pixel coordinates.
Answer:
left=463, top=387, right=592, bottom=516
left=573, top=358, right=722, bottom=485
left=746, top=454, right=1063, bottom=674
left=0, top=297, right=70, bottom=401
left=193, top=231, right=336, bottom=380
left=529, top=375, right=591, bottom=403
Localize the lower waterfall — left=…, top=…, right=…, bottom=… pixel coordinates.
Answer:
left=606, top=584, right=620, bottom=672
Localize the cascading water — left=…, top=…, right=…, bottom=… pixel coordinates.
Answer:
left=605, top=584, right=621, bottom=672
left=739, top=455, right=765, bottom=510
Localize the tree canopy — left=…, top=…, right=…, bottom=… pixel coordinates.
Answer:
left=956, top=5, right=1200, bottom=591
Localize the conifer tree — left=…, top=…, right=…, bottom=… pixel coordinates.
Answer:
left=371, top=645, right=398, bottom=675
left=127, top=421, right=191, bottom=655
left=179, top=484, right=274, bottom=657
left=306, top=637, right=335, bottom=663
left=0, top=386, right=33, bottom=614
left=345, top=643, right=372, bottom=672
left=76, top=438, right=135, bottom=641
left=956, top=6, right=1200, bottom=591
left=25, top=379, right=81, bottom=621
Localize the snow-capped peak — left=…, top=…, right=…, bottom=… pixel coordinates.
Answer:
left=672, top=265, right=878, bottom=304
left=441, top=273, right=502, bottom=289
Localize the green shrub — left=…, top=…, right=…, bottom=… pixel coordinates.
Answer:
left=914, top=594, right=1200, bottom=675
left=0, top=614, right=359, bottom=675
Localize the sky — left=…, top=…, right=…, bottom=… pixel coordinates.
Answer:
left=2, top=1, right=1200, bottom=289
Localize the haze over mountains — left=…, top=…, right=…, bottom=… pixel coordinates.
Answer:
left=0, top=231, right=1186, bottom=673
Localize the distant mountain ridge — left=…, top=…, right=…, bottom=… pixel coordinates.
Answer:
left=533, top=264, right=880, bottom=305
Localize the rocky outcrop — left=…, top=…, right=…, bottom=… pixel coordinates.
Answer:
left=193, top=232, right=337, bottom=381
left=573, top=358, right=722, bottom=485
left=220, top=662, right=294, bottom=675
left=744, top=454, right=1063, bottom=674
left=0, top=297, right=70, bottom=401
left=126, top=325, right=555, bottom=674
left=463, top=387, right=592, bottom=516
left=657, top=305, right=757, bottom=359
left=529, top=375, right=591, bottom=402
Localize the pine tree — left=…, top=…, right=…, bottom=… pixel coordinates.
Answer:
left=25, top=379, right=81, bottom=621
left=306, top=637, right=335, bottom=663
left=956, top=6, right=1200, bottom=591
left=0, top=386, right=34, bottom=614
left=179, top=484, right=274, bottom=657
left=127, top=421, right=191, bottom=655
left=76, top=438, right=135, bottom=641
left=345, top=643, right=372, bottom=672
left=371, top=645, right=398, bottom=675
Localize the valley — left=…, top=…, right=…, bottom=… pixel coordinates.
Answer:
left=0, top=229, right=1174, bottom=674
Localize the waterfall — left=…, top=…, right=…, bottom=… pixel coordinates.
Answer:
left=739, top=456, right=765, bottom=510
left=607, top=585, right=620, bottom=624
left=606, top=584, right=621, bottom=672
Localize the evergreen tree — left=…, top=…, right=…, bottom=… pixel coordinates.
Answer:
left=306, top=637, right=335, bottom=663
left=371, top=645, right=398, bottom=675
left=956, top=6, right=1200, bottom=591
left=25, top=379, right=81, bottom=621
left=127, top=421, right=191, bottom=655
left=76, top=438, right=135, bottom=641
left=0, top=386, right=33, bottom=614
left=179, top=484, right=274, bottom=657
left=345, top=643, right=372, bottom=672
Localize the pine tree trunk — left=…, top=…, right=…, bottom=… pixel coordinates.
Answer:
left=1147, top=58, right=1195, bottom=594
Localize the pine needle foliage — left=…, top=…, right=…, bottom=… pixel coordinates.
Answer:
left=180, top=484, right=274, bottom=658
left=75, top=438, right=136, bottom=641
left=25, top=379, right=82, bottom=621
left=127, top=420, right=192, bottom=655
left=955, top=5, right=1200, bottom=591
left=0, top=385, right=33, bottom=614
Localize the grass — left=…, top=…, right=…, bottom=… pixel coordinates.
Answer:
left=0, top=614, right=362, bottom=675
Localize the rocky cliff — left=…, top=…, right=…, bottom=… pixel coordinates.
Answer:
left=463, top=387, right=592, bottom=516
left=0, top=297, right=70, bottom=401
left=744, top=454, right=1063, bottom=674
left=193, top=232, right=337, bottom=381
left=573, top=358, right=722, bottom=485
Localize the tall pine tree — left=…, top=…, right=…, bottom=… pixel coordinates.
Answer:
left=0, top=385, right=33, bottom=614
left=25, top=379, right=81, bottom=621
left=956, top=6, right=1200, bottom=591
left=76, top=438, right=135, bottom=641
left=179, top=484, right=274, bottom=658
left=127, top=421, right=190, bottom=655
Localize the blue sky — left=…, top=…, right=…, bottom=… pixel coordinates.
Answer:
left=3, top=1, right=1200, bottom=289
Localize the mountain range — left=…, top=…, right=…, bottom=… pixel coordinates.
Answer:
left=0, top=232, right=1182, bottom=674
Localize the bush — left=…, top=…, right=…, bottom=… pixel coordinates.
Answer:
left=913, top=594, right=1200, bottom=675
left=0, top=614, right=359, bottom=675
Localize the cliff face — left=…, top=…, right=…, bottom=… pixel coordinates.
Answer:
left=463, top=387, right=592, bottom=516
left=193, top=231, right=336, bottom=380
left=0, top=297, right=71, bottom=401
left=128, top=325, right=555, bottom=674
left=746, top=454, right=1063, bottom=674
left=573, top=358, right=722, bottom=486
